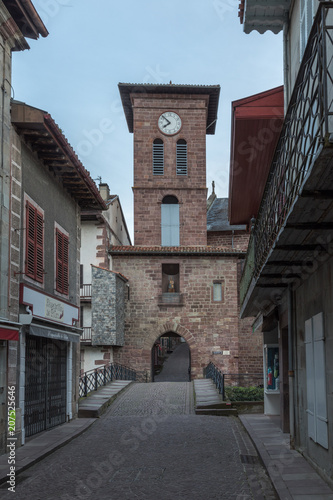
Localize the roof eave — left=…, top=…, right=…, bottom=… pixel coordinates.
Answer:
left=241, top=0, right=290, bottom=35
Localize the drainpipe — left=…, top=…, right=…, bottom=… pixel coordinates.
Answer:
left=288, top=284, right=295, bottom=448
left=283, top=12, right=290, bottom=110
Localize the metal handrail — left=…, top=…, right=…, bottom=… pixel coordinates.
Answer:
left=240, top=3, right=333, bottom=305
left=205, top=362, right=225, bottom=399
left=79, top=362, right=136, bottom=398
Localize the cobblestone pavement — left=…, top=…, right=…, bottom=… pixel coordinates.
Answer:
left=154, top=343, right=190, bottom=382
left=0, top=383, right=278, bottom=500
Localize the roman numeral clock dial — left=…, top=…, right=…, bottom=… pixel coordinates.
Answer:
left=158, top=111, right=182, bottom=135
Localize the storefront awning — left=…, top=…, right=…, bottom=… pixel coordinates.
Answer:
left=29, top=324, right=81, bottom=343
left=0, top=327, right=19, bottom=341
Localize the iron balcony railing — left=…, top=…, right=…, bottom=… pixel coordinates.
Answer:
left=80, top=327, right=92, bottom=342
left=240, top=2, right=333, bottom=306
left=80, top=284, right=91, bottom=299
left=79, top=362, right=136, bottom=398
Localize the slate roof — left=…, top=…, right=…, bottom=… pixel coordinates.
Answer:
left=207, top=198, right=247, bottom=232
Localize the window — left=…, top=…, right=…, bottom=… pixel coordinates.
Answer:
left=161, top=195, right=179, bottom=246
left=56, top=228, right=69, bottom=295
left=25, top=200, right=44, bottom=283
left=153, top=138, right=164, bottom=175
left=176, top=139, right=187, bottom=175
left=212, top=281, right=224, bottom=302
left=305, top=312, right=328, bottom=449
left=300, top=0, right=319, bottom=58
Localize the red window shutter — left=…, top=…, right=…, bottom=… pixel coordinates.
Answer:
left=25, top=202, right=44, bottom=283
left=56, top=229, right=69, bottom=295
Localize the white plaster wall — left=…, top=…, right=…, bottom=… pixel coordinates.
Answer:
left=81, top=221, right=99, bottom=283
left=81, top=346, right=114, bottom=373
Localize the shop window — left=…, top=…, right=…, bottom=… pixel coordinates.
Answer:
left=25, top=200, right=44, bottom=283
left=212, top=280, right=224, bottom=302
left=176, top=139, right=187, bottom=175
left=161, top=195, right=179, bottom=246
left=153, top=138, right=164, bottom=175
left=305, top=312, right=328, bottom=449
left=55, top=228, right=69, bottom=295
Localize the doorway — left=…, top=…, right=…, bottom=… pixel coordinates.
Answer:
left=152, top=332, right=190, bottom=382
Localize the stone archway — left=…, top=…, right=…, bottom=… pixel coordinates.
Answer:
left=151, top=331, right=191, bottom=382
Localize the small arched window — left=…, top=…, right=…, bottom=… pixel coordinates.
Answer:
left=153, top=138, right=164, bottom=175
left=161, top=195, right=179, bottom=246
left=176, top=139, right=187, bottom=176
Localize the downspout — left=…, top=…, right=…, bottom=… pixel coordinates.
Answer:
left=288, top=284, right=295, bottom=448
left=283, top=12, right=290, bottom=110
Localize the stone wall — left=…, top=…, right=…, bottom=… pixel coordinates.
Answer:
left=207, top=231, right=250, bottom=251
left=112, top=254, right=263, bottom=381
left=91, top=266, right=126, bottom=346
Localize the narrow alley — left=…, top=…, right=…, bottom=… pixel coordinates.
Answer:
left=0, top=382, right=278, bottom=500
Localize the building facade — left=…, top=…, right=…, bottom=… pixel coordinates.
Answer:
left=238, top=0, right=333, bottom=488
left=80, top=183, right=131, bottom=373
left=108, top=83, right=262, bottom=382
left=0, top=0, right=48, bottom=455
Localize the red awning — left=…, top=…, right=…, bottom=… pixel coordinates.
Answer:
left=0, top=328, right=19, bottom=341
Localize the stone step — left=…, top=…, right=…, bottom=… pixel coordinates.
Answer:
left=78, top=380, right=133, bottom=418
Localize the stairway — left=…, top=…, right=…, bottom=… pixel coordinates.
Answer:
left=194, top=379, right=237, bottom=416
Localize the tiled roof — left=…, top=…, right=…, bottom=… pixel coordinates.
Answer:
left=118, top=82, right=220, bottom=135
left=207, top=198, right=247, bottom=232
left=109, top=246, right=245, bottom=256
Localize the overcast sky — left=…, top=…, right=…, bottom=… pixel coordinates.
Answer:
left=12, top=0, right=283, bottom=239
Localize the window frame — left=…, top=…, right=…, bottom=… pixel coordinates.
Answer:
left=176, top=139, right=188, bottom=176
left=212, top=280, right=224, bottom=303
left=153, top=138, right=164, bottom=175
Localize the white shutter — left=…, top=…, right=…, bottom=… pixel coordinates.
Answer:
left=313, top=313, right=328, bottom=449
left=161, top=204, right=179, bottom=246
left=305, top=318, right=315, bottom=441
left=305, top=313, right=328, bottom=449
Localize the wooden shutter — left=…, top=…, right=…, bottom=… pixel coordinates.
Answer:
left=161, top=204, right=179, bottom=246
left=25, top=201, right=44, bottom=283
left=56, top=229, right=69, bottom=295
left=305, top=313, right=328, bottom=449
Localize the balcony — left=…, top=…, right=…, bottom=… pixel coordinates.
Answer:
left=80, top=327, right=92, bottom=342
left=240, top=3, right=333, bottom=317
left=80, top=284, right=91, bottom=300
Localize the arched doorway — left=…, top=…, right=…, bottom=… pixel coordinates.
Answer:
left=152, top=332, right=191, bottom=382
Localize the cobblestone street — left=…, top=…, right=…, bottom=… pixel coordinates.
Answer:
left=0, top=383, right=278, bottom=500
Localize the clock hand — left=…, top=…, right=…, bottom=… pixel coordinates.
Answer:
left=163, top=118, right=171, bottom=127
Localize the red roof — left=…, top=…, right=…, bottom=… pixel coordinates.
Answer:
left=229, top=86, right=284, bottom=225
left=109, top=246, right=245, bottom=256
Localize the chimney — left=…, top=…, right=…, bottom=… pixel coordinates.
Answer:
left=99, top=183, right=110, bottom=201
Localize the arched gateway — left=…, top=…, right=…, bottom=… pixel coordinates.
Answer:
left=152, top=331, right=191, bottom=382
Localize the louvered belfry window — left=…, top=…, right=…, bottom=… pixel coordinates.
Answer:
left=153, top=138, right=164, bottom=175
left=176, top=139, right=187, bottom=176
left=56, top=229, right=69, bottom=295
left=26, top=201, right=44, bottom=283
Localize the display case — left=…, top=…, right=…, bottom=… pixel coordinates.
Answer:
left=263, top=344, right=280, bottom=415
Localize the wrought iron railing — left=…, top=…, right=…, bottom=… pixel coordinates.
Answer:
left=205, top=363, right=263, bottom=401
left=79, top=362, right=136, bottom=398
left=240, top=3, right=333, bottom=306
left=204, top=362, right=225, bottom=399
left=80, top=284, right=92, bottom=299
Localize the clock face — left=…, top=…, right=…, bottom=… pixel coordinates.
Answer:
left=158, top=111, right=182, bottom=135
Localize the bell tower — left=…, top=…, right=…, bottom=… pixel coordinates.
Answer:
left=119, top=83, right=220, bottom=246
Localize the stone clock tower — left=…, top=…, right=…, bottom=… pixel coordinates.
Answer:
left=110, top=83, right=261, bottom=382
left=118, top=83, right=220, bottom=246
